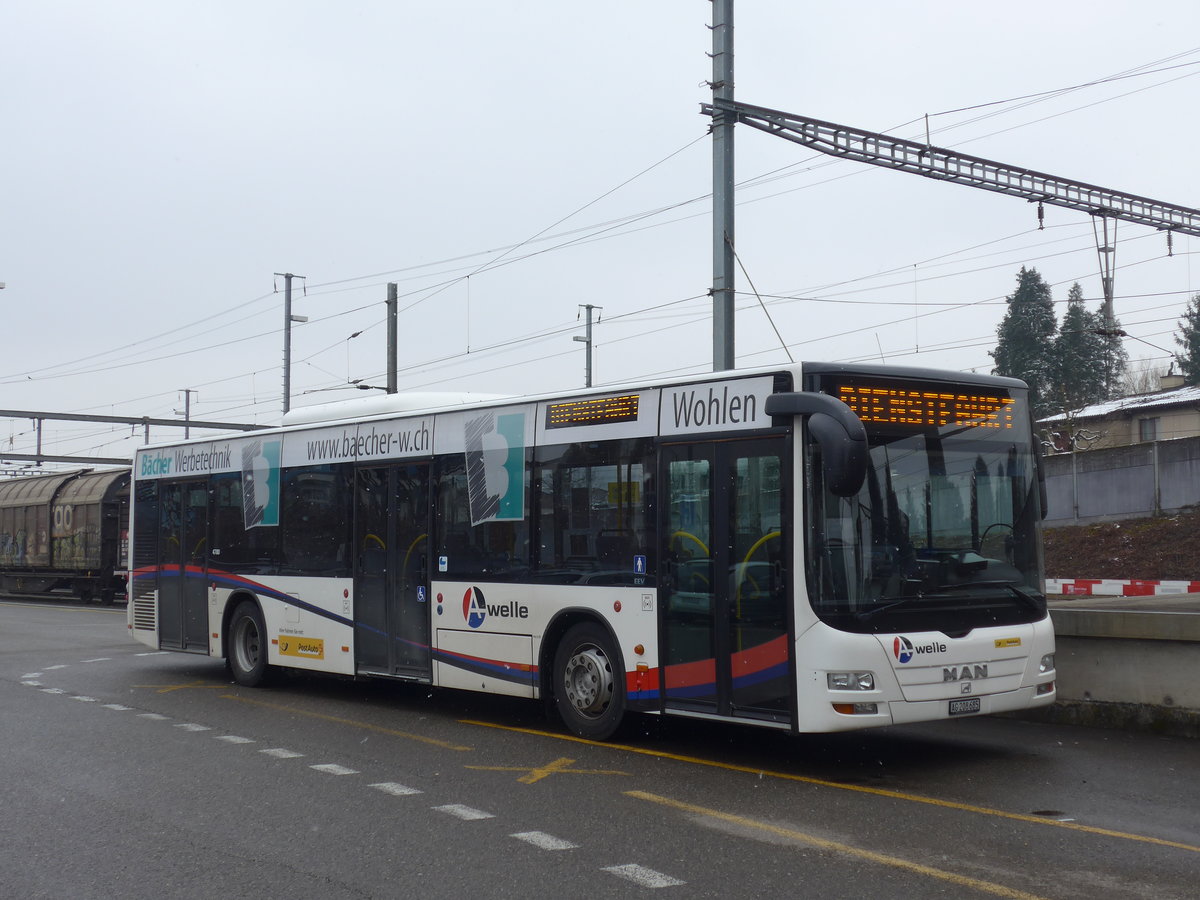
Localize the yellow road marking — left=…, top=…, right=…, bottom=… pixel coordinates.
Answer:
left=462, top=719, right=1200, bottom=854
left=224, top=694, right=472, bottom=751
left=134, top=679, right=228, bottom=693
left=466, top=756, right=629, bottom=784
left=628, top=790, right=1049, bottom=900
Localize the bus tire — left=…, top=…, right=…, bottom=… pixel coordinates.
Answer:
left=553, top=622, right=625, bottom=740
left=227, top=601, right=271, bottom=687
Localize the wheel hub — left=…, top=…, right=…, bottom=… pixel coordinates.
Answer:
left=563, top=647, right=613, bottom=715
left=235, top=618, right=260, bottom=669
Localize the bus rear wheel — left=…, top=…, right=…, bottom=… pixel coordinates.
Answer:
left=553, top=622, right=625, bottom=740
left=227, top=601, right=271, bottom=687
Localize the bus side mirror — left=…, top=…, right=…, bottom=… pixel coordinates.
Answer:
left=765, top=392, right=868, bottom=497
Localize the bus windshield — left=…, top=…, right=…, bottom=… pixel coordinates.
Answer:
left=806, top=374, right=1045, bottom=635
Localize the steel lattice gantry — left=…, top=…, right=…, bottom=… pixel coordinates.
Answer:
left=701, top=98, right=1200, bottom=239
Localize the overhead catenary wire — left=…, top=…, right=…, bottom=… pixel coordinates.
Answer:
left=9, top=49, right=1200, bottom=462
left=23, top=52, right=1184, bottom=392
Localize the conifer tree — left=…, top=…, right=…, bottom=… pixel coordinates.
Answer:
left=1052, top=283, right=1108, bottom=411
left=1097, top=317, right=1129, bottom=399
left=1174, top=293, right=1200, bottom=386
left=990, top=267, right=1058, bottom=417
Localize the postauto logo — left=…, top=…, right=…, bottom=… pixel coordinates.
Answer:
left=461, top=586, right=529, bottom=629
left=893, top=636, right=948, bottom=664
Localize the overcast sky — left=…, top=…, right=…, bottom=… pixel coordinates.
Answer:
left=3, top=1, right=1198, bottom=469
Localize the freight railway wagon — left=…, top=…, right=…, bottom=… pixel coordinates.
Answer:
left=0, top=469, right=130, bottom=603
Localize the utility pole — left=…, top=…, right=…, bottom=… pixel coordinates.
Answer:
left=1094, top=217, right=1118, bottom=396
left=573, top=304, right=602, bottom=387
left=276, top=272, right=307, bottom=415
left=180, top=389, right=196, bottom=438
left=711, top=0, right=736, bottom=372
left=387, top=282, right=398, bottom=394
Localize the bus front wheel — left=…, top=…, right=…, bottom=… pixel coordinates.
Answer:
left=553, top=622, right=625, bottom=740
left=227, top=601, right=271, bottom=687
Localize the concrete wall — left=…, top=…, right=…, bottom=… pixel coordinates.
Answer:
left=1030, top=598, right=1200, bottom=739
left=1054, top=636, right=1200, bottom=709
left=1044, top=435, right=1200, bottom=524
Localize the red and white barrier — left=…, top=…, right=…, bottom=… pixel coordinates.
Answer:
left=1047, top=578, right=1200, bottom=597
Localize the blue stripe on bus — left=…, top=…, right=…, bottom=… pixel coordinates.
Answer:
left=145, top=566, right=357, bottom=630
left=432, top=648, right=537, bottom=687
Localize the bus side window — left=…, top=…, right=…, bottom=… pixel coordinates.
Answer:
left=280, top=465, right=351, bottom=577
left=210, top=473, right=281, bottom=574
left=534, top=438, right=655, bottom=583
left=434, top=456, right=530, bottom=581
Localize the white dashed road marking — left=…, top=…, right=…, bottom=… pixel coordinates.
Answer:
left=602, top=864, right=686, bottom=888
left=370, top=782, right=423, bottom=797
left=310, top=763, right=359, bottom=776
left=24, top=653, right=695, bottom=887
left=434, top=804, right=495, bottom=821
left=511, top=831, right=578, bottom=851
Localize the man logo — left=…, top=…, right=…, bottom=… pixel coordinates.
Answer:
left=944, top=664, right=989, bottom=682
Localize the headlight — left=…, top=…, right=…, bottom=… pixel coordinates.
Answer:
left=827, top=671, right=875, bottom=691
left=1039, top=654, right=1055, bottom=674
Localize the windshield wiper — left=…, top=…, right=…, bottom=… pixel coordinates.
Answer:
left=854, top=594, right=926, bottom=623
left=854, top=580, right=1043, bottom=623
left=919, top=580, right=1045, bottom=614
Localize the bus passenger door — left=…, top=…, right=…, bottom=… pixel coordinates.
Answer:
left=660, top=438, right=791, bottom=723
left=354, top=464, right=432, bottom=679
left=157, top=480, right=210, bottom=652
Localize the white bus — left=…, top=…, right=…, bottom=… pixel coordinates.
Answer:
left=127, top=363, right=1055, bottom=740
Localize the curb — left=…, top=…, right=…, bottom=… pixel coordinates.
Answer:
left=1011, top=700, right=1200, bottom=740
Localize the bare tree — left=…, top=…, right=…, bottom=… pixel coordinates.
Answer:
left=1121, top=356, right=1169, bottom=396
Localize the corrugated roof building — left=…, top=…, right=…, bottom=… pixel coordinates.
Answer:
left=1039, top=376, right=1200, bottom=451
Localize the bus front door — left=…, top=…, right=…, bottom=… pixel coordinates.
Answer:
left=354, top=464, right=432, bottom=679
left=157, top=480, right=210, bottom=652
left=660, top=438, right=791, bottom=724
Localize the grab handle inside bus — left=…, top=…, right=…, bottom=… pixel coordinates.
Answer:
left=765, top=392, right=867, bottom=497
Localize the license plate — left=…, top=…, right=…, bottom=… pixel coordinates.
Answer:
left=949, top=697, right=981, bottom=716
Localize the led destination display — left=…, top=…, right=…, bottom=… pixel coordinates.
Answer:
left=833, top=381, right=1016, bottom=430
left=546, top=394, right=641, bottom=429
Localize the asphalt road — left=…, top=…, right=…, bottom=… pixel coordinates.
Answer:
left=2, top=599, right=1197, bottom=899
